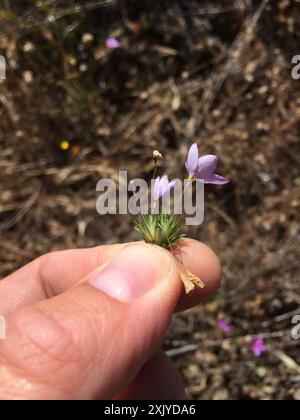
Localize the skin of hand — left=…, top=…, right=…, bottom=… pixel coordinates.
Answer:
left=0, top=239, right=221, bottom=400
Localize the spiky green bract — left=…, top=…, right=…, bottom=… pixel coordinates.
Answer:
left=135, top=213, right=186, bottom=250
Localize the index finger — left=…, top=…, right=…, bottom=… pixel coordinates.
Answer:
left=0, top=240, right=221, bottom=315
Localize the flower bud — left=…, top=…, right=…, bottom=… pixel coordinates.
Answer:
left=153, top=150, right=163, bottom=162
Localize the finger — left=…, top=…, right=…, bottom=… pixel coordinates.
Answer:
left=0, top=244, right=183, bottom=400
left=0, top=243, right=126, bottom=315
left=0, top=239, right=220, bottom=315
left=116, top=351, right=186, bottom=400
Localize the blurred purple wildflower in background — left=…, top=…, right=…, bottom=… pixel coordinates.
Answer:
left=105, top=38, right=120, bottom=49
left=218, top=320, right=232, bottom=333
left=152, top=176, right=177, bottom=201
left=186, top=143, right=229, bottom=185
left=251, top=338, right=267, bottom=357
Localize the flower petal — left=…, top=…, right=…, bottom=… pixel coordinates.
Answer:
left=167, top=179, right=178, bottom=193
left=152, top=177, right=161, bottom=199
left=197, top=155, right=218, bottom=179
left=186, top=143, right=199, bottom=176
left=204, top=174, right=230, bottom=185
left=159, top=175, right=170, bottom=197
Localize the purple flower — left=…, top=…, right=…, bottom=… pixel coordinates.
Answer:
left=186, top=143, right=199, bottom=178
left=218, top=320, right=232, bottom=333
left=152, top=176, right=177, bottom=201
left=186, top=143, right=229, bottom=185
left=251, top=338, right=267, bottom=357
left=105, top=38, right=120, bottom=49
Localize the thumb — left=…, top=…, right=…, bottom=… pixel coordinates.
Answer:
left=0, top=244, right=182, bottom=400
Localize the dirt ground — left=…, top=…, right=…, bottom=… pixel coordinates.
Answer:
left=0, top=0, right=299, bottom=400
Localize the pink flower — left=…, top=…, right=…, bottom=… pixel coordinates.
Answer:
left=218, top=320, right=232, bottom=333
left=152, top=176, right=177, bottom=201
left=186, top=143, right=229, bottom=185
left=251, top=338, right=267, bottom=357
left=105, top=38, right=120, bottom=49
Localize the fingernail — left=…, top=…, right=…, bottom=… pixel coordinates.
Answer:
left=90, top=245, right=168, bottom=301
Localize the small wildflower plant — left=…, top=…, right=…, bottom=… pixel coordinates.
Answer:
left=218, top=320, right=232, bottom=333
left=105, top=38, right=120, bottom=49
left=134, top=144, right=229, bottom=293
left=251, top=338, right=267, bottom=357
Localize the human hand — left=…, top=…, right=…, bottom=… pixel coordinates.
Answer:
left=0, top=240, right=221, bottom=400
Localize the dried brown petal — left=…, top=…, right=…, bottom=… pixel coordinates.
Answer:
left=177, top=264, right=205, bottom=294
